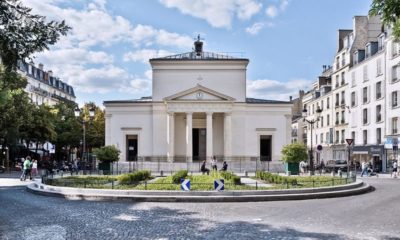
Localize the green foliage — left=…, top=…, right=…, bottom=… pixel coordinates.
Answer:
left=219, top=171, right=241, bottom=185
left=93, top=145, right=120, bottom=162
left=281, top=143, right=308, bottom=163
left=172, top=170, right=188, bottom=184
left=370, top=0, right=400, bottom=40
left=256, top=171, right=297, bottom=186
left=0, top=0, right=70, bottom=72
left=117, top=170, right=152, bottom=185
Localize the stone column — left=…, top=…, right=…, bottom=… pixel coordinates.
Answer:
left=186, top=112, right=193, bottom=162
left=224, top=112, right=232, bottom=159
left=167, top=112, right=174, bottom=162
left=206, top=112, right=213, bottom=161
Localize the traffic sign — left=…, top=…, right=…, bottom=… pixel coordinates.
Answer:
left=316, top=145, right=323, bottom=151
left=180, top=179, right=190, bottom=191
left=346, top=138, right=354, bottom=146
left=214, top=179, right=224, bottom=191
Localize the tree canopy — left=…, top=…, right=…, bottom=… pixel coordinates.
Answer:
left=281, top=143, right=308, bottom=163
left=370, top=0, right=400, bottom=40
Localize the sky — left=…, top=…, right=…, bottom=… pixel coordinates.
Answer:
left=21, top=0, right=373, bottom=107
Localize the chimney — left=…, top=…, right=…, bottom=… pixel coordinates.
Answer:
left=38, top=63, right=44, bottom=70
left=289, top=96, right=293, bottom=101
left=322, top=65, right=326, bottom=71
left=48, top=70, right=53, bottom=77
left=194, top=34, right=203, bottom=56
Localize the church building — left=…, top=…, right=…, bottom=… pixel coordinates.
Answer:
left=104, top=38, right=292, bottom=169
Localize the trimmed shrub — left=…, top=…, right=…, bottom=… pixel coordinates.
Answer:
left=172, top=170, right=188, bottom=184
left=118, top=170, right=151, bottom=185
left=219, top=171, right=241, bottom=185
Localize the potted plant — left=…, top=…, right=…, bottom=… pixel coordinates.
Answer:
left=93, top=145, right=120, bottom=174
left=281, top=143, right=308, bottom=175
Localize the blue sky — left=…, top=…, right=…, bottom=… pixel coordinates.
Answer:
left=22, top=0, right=372, bottom=107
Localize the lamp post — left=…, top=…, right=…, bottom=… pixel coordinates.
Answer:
left=302, top=106, right=322, bottom=175
left=74, top=105, right=95, bottom=173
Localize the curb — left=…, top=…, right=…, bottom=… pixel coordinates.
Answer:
left=26, top=180, right=373, bottom=202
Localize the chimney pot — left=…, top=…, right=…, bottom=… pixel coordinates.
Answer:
left=38, top=63, right=44, bottom=70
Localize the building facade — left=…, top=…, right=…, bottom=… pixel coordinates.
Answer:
left=104, top=39, right=292, bottom=171
left=17, top=61, right=76, bottom=105
left=299, top=14, right=400, bottom=172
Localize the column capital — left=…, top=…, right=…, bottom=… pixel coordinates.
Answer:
left=185, top=112, right=193, bottom=115
left=167, top=111, right=175, bottom=115
left=224, top=112, right=232, bottom=117
left=206, top=111, right=214, bottom=116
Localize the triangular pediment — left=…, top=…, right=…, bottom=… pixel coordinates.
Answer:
left=164, top=84, right=235, bottom=102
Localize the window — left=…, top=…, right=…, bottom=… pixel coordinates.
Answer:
left=393, top=117, right=398, bottom=134
left=376, top=81, right=382, bottom=99
left=341, top=53, right=345, bottom=67
left=341, top=91, right=345, bottom=105
left=376, top=128, right=381, bottom=144
left=376, top=105, right=382, bottom=122
left=363, top=130, right=368, bottom=145
left=327, top=114, right=330, bottom=126
left=392, top=41, right=400, bottom=57
left=392, top=65, right=399, bottom=82
left=321, top=116, right=324, bottom=127
left=353, top=52, right=358, bottom=65
left=363, top=87, right=368, bottom=104
left=320, top=133, right=323, bottom=144
left=335, top=112, right=339, bottom=125
left=327, top=97, right=330, bottom=109
left=341, top=130, right=345, bottom=143
left=363, top=65, right=368, bottom=81
left=392, top=91, right=398, bottom=108
left=366, top=44, right=371, bottom=58
left=351, top=72, right=356, bottom=87
left=363, top=108, right=368, bottom=124
left=341, top=110, right=345, bottom=124
left=335, top=75, right=339, bottom=87
left=335, top=93, right=339, bottom=107
left=378, top=35, right=384, bottom=51
left=326, top=132, right=329, bottom=144
left=321, top=100, right=324, bottom=109
left=335, top=130, right=339, bottom=144
left=351, top=92, right=356, bottom=107
left=376, top=58, right=382, bottom=76
left=336, top=56, right=340, bottom=70
left=351, top=131, right=356, bottom=143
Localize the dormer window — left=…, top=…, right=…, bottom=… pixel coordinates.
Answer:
left=378, top=34, right=385, bottom=51
left=365, top=43, right=371, bottom=58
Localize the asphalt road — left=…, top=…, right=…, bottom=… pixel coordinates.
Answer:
left=0, top=177, right=399, bottom=240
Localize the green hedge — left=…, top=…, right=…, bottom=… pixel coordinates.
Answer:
left=219, top=171, right=241, bottom=185
left=256, top=171, right=297, bottom=186
left=172, top=170, right=188, bottom=184
left=117, top=170, right=151, bottom=184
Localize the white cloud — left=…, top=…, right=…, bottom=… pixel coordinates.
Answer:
left=35, top=48, right=114, bottom=66
left=265, top=5, right=278, bottom=18
left=247, top=78, right=312, bottom=101
left=280, top=0, right=289, bottom=11
left=123, top=49, right=174, bottom=63
left=159, top=0, right=262, bottom=28
left=245, top=22, right=274, bottom=35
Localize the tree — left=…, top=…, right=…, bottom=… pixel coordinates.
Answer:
left=370, top=0, right=400, bottom=40
left=83, top=103, right=105, bottom=149
left=93, top=145, right=120, bottom=163
left=281, top=143, right=308, bottom=163
left=0, top=0, right=70, bottom=72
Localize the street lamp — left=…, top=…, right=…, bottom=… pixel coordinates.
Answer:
left=302, top=106, right=322, bottom=175
left=74, top=105, right=95, bottom=172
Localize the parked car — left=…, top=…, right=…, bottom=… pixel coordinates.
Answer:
left=326, top=160, right=348, bottom=172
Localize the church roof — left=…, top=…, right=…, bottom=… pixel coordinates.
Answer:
left=150, top=51, right=248, bottom=61
left=245, top=98, right=291, bottom=104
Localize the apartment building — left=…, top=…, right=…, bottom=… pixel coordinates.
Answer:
left=17, top=61, right=76, bottom=106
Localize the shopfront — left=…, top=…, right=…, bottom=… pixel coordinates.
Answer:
left=352, top=145, right=384, bottom=172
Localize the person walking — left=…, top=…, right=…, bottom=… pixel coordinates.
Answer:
left=20, top=157, right=32, bottom=181
left=31, top=159, right=38, bottom=179
left=211, top=156, right=217, bottom=171
left=360, top=161, right=368, bottom=177
left=392, top=160, right=398, bottom=178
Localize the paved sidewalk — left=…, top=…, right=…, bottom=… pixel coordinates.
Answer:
left=240, top=177, right=272, bottom=188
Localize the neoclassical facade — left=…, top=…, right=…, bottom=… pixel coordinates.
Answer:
left=104, top=40, right=292, bottom=164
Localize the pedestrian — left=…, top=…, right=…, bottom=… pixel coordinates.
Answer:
left=20, top=156, right=32, bottom=181
left=211, top=156, right=217, bottom=171
left=360, top=161, right=368, bottom=177
left=201, top=160, right=210, bottom=175
left=220, top=161, right=228, bottom=171
left=31, top=159, right=38, bottom=179
left=392, top=160, right=398, bottom=178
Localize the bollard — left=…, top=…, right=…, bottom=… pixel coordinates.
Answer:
left=338, top=169, right=342, bottom=178
left=312, top=180, right=315, bottom=188
left=160, top=170, right=163, bottom=177
left=112, top=180, right=114, bottom=189
left=256, top=182, right=258, bottom=190
left=287, top=171, right=291, bottom=176
left=332, top=178, right=334, bottom=186
left=244, top=171, right=248, bottom=177
left=331, top=171, right=335, bottom=177
left=145, top=181, right=147, bottom=190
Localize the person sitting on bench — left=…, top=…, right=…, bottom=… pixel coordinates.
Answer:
left=220, top=161, right=228, bottom=171
left=201, top=160, right=210, bottom=175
